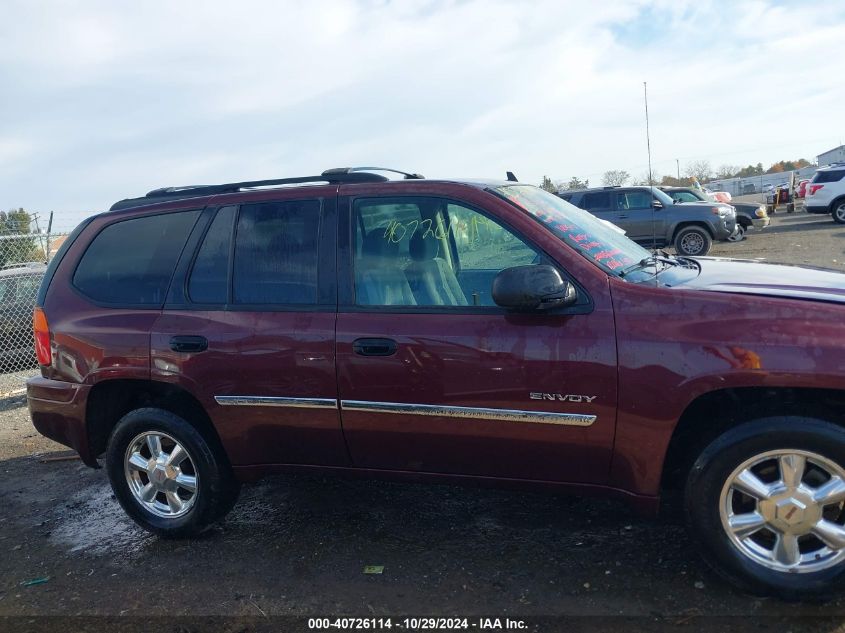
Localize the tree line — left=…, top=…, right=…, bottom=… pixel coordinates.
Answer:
left=541, top=158, right=815, bottom=192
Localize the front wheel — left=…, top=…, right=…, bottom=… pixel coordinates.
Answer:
left=674, top=226, right=712, bottom=256
left=832, top=202, right=845, bottom=224
left=106, top=407, right=240, bottom=538
left=685, top=417, right=845, bottom=599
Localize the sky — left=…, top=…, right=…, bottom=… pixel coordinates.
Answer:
left=2, top=0, right=844, bottom=230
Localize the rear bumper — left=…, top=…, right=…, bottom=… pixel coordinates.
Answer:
left=27, top=376, right=96, bottom=466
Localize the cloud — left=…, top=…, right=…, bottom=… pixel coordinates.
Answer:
left=0, top=0, right=843, bottom=227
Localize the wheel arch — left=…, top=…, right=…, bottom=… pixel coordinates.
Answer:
left=86, top=378, right=226, bottom=464
left=660, top=386, right=845, bottom=506
left=672, top=221, right=715, bottom=240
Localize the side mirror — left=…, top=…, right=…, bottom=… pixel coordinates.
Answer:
left=492, top=265, right=577, bottom=311
left=652, top=200, right=664, bottom=209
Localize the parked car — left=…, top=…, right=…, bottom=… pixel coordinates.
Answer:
left=28, top=167, right=845, bottom=599
left=0, top=264, right=46, bottom=369
left=805, top=164, right=845, bottom=223
left=708, top=190, right=732, bottom=203
left=796, top=179, right=811, bottom=199
left=659, top=186, right=770, bottom=242
left=559, top=185, right=737, bottom=256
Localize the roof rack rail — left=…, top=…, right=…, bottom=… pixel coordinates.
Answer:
left=110, top=170, right=397, bottom=211
left=323, top=166, right=424, bottom=179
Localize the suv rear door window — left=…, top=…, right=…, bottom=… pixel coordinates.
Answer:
left=232, top=200, right=321, bottom=305
left=73, top=210, right=200, bottom=305
left=581, top=192, right=611, bottom=211
left=188, top=206, right=236, bottom=304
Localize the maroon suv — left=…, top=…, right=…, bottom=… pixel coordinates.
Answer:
left=28, top=167, right=845, bottom=599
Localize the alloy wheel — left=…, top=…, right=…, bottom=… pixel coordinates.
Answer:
left=720, top=449, right=845, bottom=573
left=124, top=431, right=199, bottom=518
left=680, top=232, right=705, bottom=255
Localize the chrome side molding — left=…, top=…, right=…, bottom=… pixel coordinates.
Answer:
left=213, top=396, right=596, bottom=427
left=340, top=400, right=596, bottom=427
left=214, top=396, right=338, bottom=409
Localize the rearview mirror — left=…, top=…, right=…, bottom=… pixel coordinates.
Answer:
left=652, top=200, right=664, bottom=209
left=492, top=265, right=577, bottom=311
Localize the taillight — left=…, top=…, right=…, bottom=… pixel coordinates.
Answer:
left=33, top=307, right=51, bottom=366
left=809, top=184, right=824, bottom=195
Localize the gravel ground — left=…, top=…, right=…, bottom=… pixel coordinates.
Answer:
left=2, top=210, right=845, bottom=632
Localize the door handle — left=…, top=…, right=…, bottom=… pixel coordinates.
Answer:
left=617, top=214, right=629, bottom=219
left=352, top=338, right=398, bottom=356
left=169, top=335, right=208, bottom=353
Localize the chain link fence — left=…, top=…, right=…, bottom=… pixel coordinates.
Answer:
left=1, top=212, right=70, bottom=391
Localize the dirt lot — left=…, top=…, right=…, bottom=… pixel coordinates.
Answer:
left=2, top=210, right=845, bottom=632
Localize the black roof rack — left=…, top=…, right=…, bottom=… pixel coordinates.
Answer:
left=109, top=167, right=422, bottom=212
left=323, top=166, right=424, bottom=180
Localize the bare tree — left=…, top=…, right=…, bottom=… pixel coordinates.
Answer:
left=601, top=170, right=630, bottom=186
left=632, top=171, right=659, bottom=186
left=684, top=160, right=713, bottom=183
left=715, top=164, right=740, bottom=179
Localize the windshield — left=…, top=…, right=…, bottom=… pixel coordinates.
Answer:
left=492, top=185, right=652, bottom=275
left=651, top=188, right=675, bottom=205
left=669, top=189, right=706, bottom=203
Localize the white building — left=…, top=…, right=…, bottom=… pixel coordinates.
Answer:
left=818, top=145, right=845, bottom=166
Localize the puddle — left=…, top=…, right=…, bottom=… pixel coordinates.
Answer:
left=50, top=483, right=154, bottom=557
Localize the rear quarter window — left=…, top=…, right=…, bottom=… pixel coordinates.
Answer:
left=812, top=170, right=845, bottom=184
left=73, top=210, right=200, bottom=305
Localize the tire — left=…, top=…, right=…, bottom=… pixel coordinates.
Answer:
left=727, top=225, right=746, bottom=242
left=832, top=201, right=845, bottom=224
left=673, top=226, right=712, bottom=256
left=685, top=416, right=845, bottom=600
left=106, top=407, right=240, bottom=538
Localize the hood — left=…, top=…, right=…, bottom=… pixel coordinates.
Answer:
left=677, top=257, right=845, bottom=304
left=676, top=201, right=734, bottom=213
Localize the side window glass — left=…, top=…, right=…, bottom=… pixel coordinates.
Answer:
left=583, top=192, right=610, bottom=211
left=447, top=204, right=536, bottom=270
left=73, top=210, right=200, bottom=305
left=232, top=200, right=321, bottom=305
left=352, top=198, right=539, bottom=308
left=617, top=192, right=651, bottom=209
left=188, top=206, right=236, bottom=304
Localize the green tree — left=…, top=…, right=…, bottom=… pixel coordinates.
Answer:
left=540, top=175, right=557, bottom=193
left=559, top=176, right=589, bottom=191
left=0, top=208, right=40, bottom=268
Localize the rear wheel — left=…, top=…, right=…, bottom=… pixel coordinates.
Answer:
left=674, top=226, right=712, bottom=256
left=685, top=417, right=845, bottom=599
left=106, top=407, right=240, bottom=538
left=832, top=201, right=845, bottom=224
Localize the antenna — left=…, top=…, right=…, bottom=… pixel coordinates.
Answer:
left=643, top=81, right=658, bottom=266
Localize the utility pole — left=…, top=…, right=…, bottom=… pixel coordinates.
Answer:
left=676, top=159, right=680, bottom=182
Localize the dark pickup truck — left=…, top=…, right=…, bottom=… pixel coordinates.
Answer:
left=559, top=185, right=737, bottom=256
left=28, top=167, right=845, bottom=600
